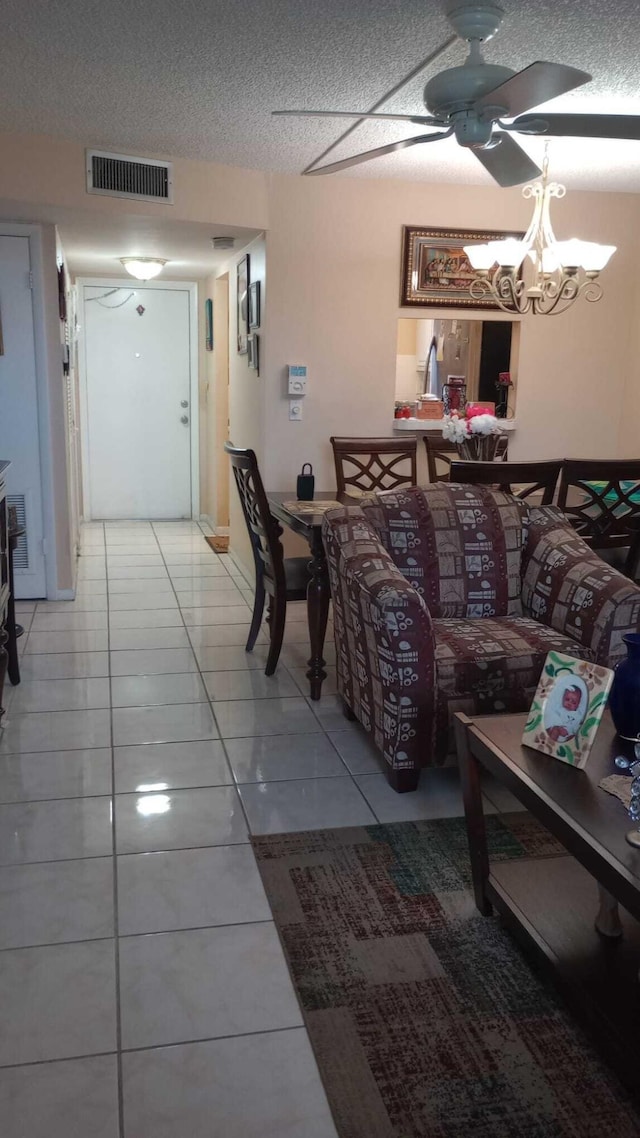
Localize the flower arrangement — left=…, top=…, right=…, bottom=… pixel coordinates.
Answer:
left=442, top=405, right=504, bottom=459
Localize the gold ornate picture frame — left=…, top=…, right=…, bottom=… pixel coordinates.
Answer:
left=400, top=225, right=523, bottom=310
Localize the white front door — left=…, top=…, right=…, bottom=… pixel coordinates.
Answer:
left=82, top=283, right=193, bottom=519
left=0, top=234, right=47, bottom=597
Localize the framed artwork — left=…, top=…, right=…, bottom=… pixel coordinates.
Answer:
left=400, top=225, right=524, bottom=310
left=249, top=280, right=261, bottom=329
left=205, top=298, right=213, bottom=351
left=236, top=254, right=250, bottom=354
left=247, top=333, right=260, bottom=374
left=522, top=652, right=614, bottom=768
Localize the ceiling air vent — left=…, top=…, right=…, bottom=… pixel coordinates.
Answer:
left=86, top=149, right=173, bottom=204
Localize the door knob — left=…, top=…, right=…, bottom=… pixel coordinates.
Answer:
left=180, top=415, right=189, bottom=424
left=180, top=400, right=188, bottom=408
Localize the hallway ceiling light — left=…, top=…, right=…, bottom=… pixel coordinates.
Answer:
left=463, top=150, right=616, bottom=316
left=120, top=256, right=168, bottom=280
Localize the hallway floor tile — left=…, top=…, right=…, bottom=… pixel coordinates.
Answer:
left=0, top=519, right=516, bottom=1135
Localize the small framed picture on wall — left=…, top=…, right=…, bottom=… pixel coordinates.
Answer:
left=205, top=298, right=213, bottom=351
left=247, top=333, right=260, bottom=374
left=236, top=254, right=250, bottom=354
left=249, top=281, right=261, bottom=329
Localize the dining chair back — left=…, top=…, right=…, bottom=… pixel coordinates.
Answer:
left=225, top=442, right=308, bottom=674
left=557, top=459, right=640, bottom=579
left=331, top=436, right=417, bottom=495
left=424, top=435, right=509, bottom=482
left=449, top=459, right=563, bottom=504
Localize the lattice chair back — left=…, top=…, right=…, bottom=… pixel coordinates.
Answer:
left=224, top=443, right=285, bottom=592
left=449, top=459, right=562, bottom=504
left=557, top=459, right=640, bottom=578
left=331, top=436, right=417, bottom=496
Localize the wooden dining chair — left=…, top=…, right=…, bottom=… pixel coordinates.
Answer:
left=330, top=437, right=418, bottom=495
left=449, top=459, right=563, bottom=504
left=225, top=443, right=310, bottom=674
left=557, top=459, right=640, bottom=579
left=424, top=435, right=509, bottom=482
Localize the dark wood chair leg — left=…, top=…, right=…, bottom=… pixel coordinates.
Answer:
left=246, top=573, right=265, bottom=653
left=455, top=712, right=493, bottom=916
left=343, top=700, right=357, bottom=721
left=265, top=595, right=286, bottom=676
left=386, top=766, right=420, bottom=793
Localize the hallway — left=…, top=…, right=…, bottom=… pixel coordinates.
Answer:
left=0, top=520, right=511, bottom=1136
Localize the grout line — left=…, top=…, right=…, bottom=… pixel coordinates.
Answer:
left=0, top=1024, right=306, bottom=1072
left=0, top=919, right=275, bottom=956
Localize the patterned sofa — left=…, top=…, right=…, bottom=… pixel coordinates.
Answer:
left=323, top=483, right=640, bottom=792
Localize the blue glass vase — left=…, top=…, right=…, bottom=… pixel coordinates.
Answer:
left=609, top=633, right=640, bottom=741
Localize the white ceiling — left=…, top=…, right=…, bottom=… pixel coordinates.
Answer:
left=2, top=0, right=640, bottom=194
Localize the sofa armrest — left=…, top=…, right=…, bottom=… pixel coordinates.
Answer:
left=522, top=506, right=640, bottom=667
left=322, top=506, right=437, bottom=774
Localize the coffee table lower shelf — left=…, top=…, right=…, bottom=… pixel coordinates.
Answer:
left=455, top=710, right=640, bottom=1101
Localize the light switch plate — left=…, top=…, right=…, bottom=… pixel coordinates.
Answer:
left=289, top=400, right=303, bottom=421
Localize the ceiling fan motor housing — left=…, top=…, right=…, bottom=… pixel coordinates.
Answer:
left=424, top=63, right=513, bottom=118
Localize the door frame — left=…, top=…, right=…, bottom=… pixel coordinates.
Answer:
left=0, top=223, right=59, bottom=597
left=77, top=276, right=199, bottom=519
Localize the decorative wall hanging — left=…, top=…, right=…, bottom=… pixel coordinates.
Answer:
left=247, top=333, right=260, bottom=374
left=236, top=254, right=250, bottom=354
left=400, top=225, right=523, bottom=310
left=249, top=281, right=261, bottom=330
left=205, top=298, right=213, bottom=351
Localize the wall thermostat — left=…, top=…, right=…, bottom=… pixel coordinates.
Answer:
left=287, top=365, right=307, bottom=396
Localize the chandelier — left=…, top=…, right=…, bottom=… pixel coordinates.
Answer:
left=463, top=151, right=616, bottom=316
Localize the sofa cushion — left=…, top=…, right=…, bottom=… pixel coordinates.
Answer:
left=433, top=615, right=595, bottom=755
left=361, top=484, right=527, bottom=620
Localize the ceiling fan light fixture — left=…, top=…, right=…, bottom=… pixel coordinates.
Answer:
left=464, top=149, right=616, bottom=315
left=120, top=257, right=168, bottom=281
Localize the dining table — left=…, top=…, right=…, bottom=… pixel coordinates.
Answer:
left=266, top=490, right=349, bottom=701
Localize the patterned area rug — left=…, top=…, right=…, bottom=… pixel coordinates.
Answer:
left=253, top=816, right=640, bottom=1138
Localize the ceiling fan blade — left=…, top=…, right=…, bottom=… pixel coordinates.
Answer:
left=304, top=129, right=453, bottom=176
left=473, top=134, right=542, bottom=187
left=510, top=113, right=640, bottom=140
left=476, top=61, right=591, bottom=118
left=272, top=110, right=442, bottom=126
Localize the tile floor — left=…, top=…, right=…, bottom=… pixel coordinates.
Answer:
left=0, top=520, right=518, bottom=1137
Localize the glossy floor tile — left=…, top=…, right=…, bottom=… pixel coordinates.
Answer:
left=111, top=672, right=207, bottom=707
left=0, top=708, right=111, bottom=754
left=109, top=626, right=191, bottom=650
left=18, top=652, right=110, bottom=681
left=0, top=747, right=112, bottom=802
left=117, top=845, right=270, bottom=935
left=109, top=647, right=197, bottom=675
left=121, top=1030, right=337, bottom=1138
left=0, top=797, right=113, bottom=864
left=354, top=767, right=497, bottom=823
left=0, top=939, right=117, bottom=1065
left=113, top=739, right=231, bottom=792
left=25, top=630, right=109, bottom=654
left=0, top=857, right=114, bottom=948
left=108, top=609, right=183, bottom=629
left=8, top=677, right=111, bottom=714
left=213, top=697, right=322, bottom=739
left=191, top=643, right=270, bottom=671
left=226, top=733, right=347, bottom=783
left=0, top=1054, right=120, bottom=1138
left=326, top=726, right=386, bottom=775
left=118, top=922, right=302, bottom=1049
left=203, top=668, right=299, bottom=701
left=114, top=785, right=247, bottom=853
left=112, top=701, right=218, bottom=746
left=239, top=776, right=376, bottom=834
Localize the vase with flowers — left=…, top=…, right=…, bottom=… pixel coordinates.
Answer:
left=442, top=405, right=505, bottom=460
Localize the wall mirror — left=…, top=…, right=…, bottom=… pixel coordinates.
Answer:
left=396, top=317, right=519, bottom=418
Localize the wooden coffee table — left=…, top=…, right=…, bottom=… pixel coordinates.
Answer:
left=454, top=710, right=640, bottom=1092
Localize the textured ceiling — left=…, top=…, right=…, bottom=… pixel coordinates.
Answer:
left=2, top=0, right=640, bottom=190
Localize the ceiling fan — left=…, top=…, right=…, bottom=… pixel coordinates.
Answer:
left=273, top=2, right=640, bottom=187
